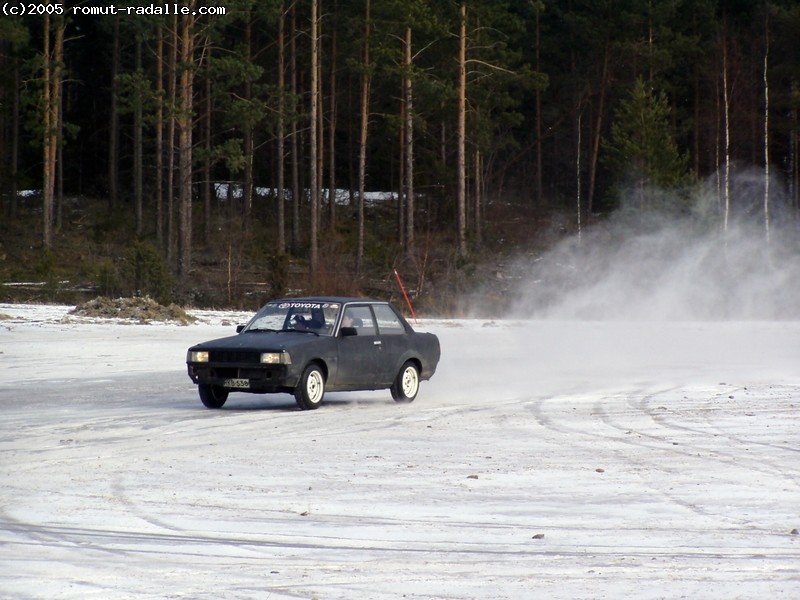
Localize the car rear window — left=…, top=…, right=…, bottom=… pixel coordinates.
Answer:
left=373, top=304, right=405, bottom=335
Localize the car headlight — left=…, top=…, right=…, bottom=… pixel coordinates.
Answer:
left=188, top=350, right=209, bottom=363
left=261, top=351, right=291, bottom=365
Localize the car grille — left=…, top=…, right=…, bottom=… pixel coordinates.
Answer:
left=209, top=350, right=261, bottom=364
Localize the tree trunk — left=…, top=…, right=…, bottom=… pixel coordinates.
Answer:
left=327, top=21, right=338, bottom=229
left=457, top=3, right=467, bottom=259
left=762, top=9, right=770, bottom=244
left=277, top=1, right=287, bottom=255
left=56, top=79, right=63, bottom=231
left=290, top=3, right=301, bottom=252
left=0, top=42, right=8, bottom=215
left=317, top=35, right=324, bottom=230
left=309, top=0, right=320, bottom=280
left=576, top=107, right=582, bottom=240
left=792, top=79, right=799, bottom=215
left=10, top=58, right=20, bottom=217
left=534, top=4, right=542, bottom=207
left=474, top=149, right=482, bottom=246
left=243, top=16, right=254, bottom=218
left=586, top=46, right=610, bottom=218
left=177, top=12, right=196, bottom=277
left=203, top=53, right=212, bottom=244
left=722, top=24, right=731, bottom=234
left=42, top=15, right=64, bottom=251
left=403, top=26, right=414, bottom=256
left=167, top=16, right=178, bottom=265
left=155, top=25, right=165, bottom=249
left=693, top=67, right=701, bottom=175
left=108, top=16, right=120, bottom=212
left=52, top=20, right=63, bottom=235
left=356, top=0, right=371, bottom=274
left=43, top=13, right=51, bottom=248
left=398, top=107, right=405, bottom=248
left=134, top=35, right=144, bottom=236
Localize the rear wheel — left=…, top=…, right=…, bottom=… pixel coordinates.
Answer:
left=199, top=384, right=229, bottom=409
left=391, top=361, right=419, bottom=402
left=294, top=363, right=325, bottom=410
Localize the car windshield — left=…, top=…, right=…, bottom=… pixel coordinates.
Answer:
left=245, top=300, right=341, bottom=337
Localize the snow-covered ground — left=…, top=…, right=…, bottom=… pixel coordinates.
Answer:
left=1, top=302, right=799, bottom=599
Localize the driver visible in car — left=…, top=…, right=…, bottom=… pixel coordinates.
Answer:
left=293, top=309, right=325, bottom=331
left=341, top=311, right=363, bottom=331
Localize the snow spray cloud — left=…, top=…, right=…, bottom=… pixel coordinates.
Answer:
left=506, top=168, right=800, bottom=321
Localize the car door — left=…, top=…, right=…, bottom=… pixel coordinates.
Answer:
left=335, top=305, right=381, bottom=387
left=371, top=303, right=409, bottom=383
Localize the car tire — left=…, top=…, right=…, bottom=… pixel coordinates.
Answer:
left=391, top=361, right=419, bottom=403
left=294, top=363, right=325, bottom=410
left=199, top=384, right=229, bottom=409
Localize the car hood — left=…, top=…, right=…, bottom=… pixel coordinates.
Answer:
left=189, top=331, right=322, bottom=353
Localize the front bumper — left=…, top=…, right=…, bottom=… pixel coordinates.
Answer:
left=187, top=362, right=295, bottom=393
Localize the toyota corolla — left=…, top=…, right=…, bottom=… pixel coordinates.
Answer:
left=186, top=297, right=441, bottom=410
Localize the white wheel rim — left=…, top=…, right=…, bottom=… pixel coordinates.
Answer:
left=307, top=370, right=324, bottom=404
left=401, top=366, right=419, bottom=398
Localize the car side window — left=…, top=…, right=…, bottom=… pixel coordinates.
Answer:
left=345, top=306, right=377, bottom=336
left=372, top=304, right=406, bottom=335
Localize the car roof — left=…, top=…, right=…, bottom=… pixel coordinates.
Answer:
left=270, top=296, right=389, bottom=305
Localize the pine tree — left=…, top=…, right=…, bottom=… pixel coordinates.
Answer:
left=603, top=78, right=689, bottom=211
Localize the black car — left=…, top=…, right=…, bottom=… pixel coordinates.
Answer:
left=186, top=297, right=441, bottom=410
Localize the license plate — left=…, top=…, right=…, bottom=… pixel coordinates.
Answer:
left=223, top=378, right=250, bottom=389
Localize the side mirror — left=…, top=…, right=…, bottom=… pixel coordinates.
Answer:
left=236, top=324, right=246, bottom=333
left=340, top=326, right=358, bottom=337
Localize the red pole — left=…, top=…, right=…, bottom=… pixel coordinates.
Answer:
left=393, top=268, right=417, bottom=322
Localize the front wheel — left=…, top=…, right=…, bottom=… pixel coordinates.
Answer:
left=391, top=361, right=419, bottom=403
left=294, top=363, right=325, bottom=410
left=199, top=384, right=229, bottom=409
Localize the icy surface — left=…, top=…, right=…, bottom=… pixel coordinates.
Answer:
left=1, top=303, right=799, bottom=599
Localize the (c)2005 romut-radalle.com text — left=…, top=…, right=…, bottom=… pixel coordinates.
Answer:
left=2, top=3, right=227, bottom=16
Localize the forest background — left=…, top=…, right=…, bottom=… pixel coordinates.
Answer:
left=1, top=0, right=799, bottom=316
